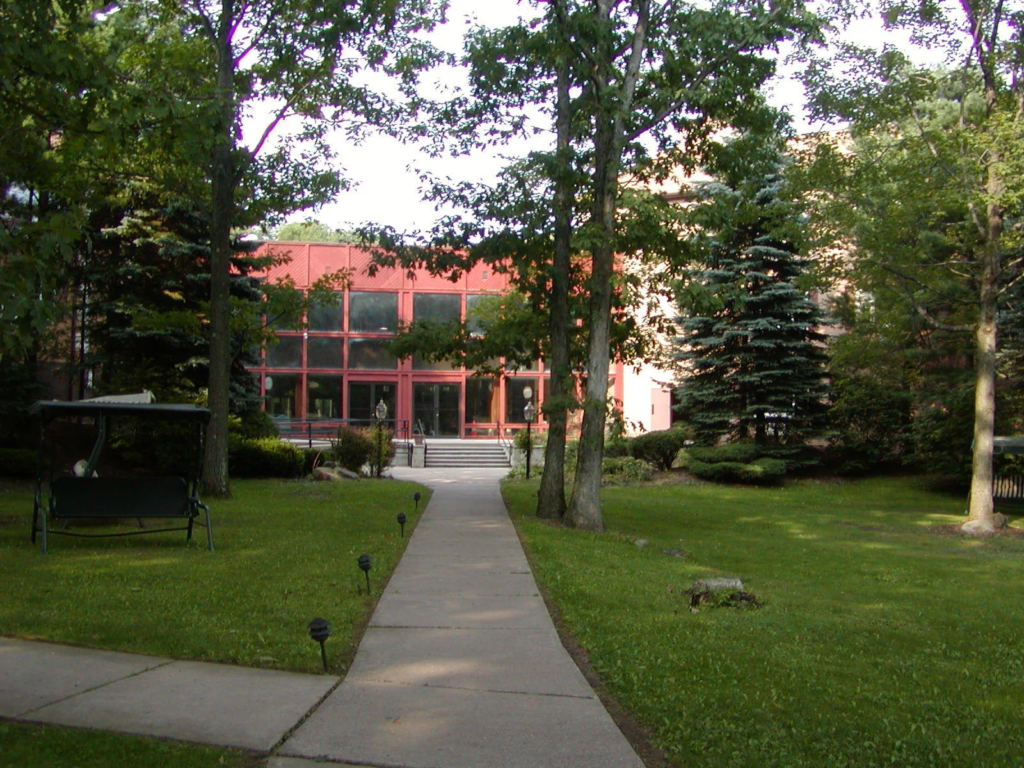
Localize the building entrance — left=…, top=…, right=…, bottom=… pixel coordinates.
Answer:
left=413, top=383, right=460, bottom=437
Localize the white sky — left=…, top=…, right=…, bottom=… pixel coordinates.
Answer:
left=266, top=1, right=936, bottom=235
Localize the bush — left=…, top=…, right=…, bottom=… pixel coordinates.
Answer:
left=602, top=456, right=654, bottom=483
left=630, top=429, right=689, bottom=470
left=514, top=428, right=534, bottom=453
left=368, top=427, right=397, bottom=477
left=0, top=448, right=36, bottom=478
left=331, top=427, right=375, bottom=474
left=231, top=409, right=280, bottom=440
left=737, top=457, right=788, bottom=484
left=228, top=437, right=304, bottom=478
left=604, top=436, right=631, bottom=458
left=687, top=442, right=760, bottom=465
left=684, top=443, right=787, bottom=485
left=688, top=459, right=749, bottom=483
left=302, top=448, right=326, bottom=475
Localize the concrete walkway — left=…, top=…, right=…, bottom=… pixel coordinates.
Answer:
left=1, top=468, right=644, bottom=768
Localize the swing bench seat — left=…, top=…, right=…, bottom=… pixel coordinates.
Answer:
left=35, top=477, right=213, bottom=553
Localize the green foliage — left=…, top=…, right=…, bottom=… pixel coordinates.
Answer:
left=227, top=437, right=303, bottom=479
left=687, top=442, right=761, bottom=465
left=601, top=456, right=654, bottom=483
left=674, top=141, right=830, bottom=449
left=604, top=437, right=631, bottom=458
left=331, top=427, right=375, bottom=474
left=368, top=426, right=397, bottom=478
left=684, top=443, right=787, bottom=485
left=513, top=427, right=535, bottom=453
left=230, top=409, right=279, bottom=440
left=0, top=448, right=36, bottom=479
left=827, top=374, right=913, bottom=475
left=0, top=361, right=43, bottom=449
left=274, top=219, right=357, bottom=243
left=301, top=447, right=325, bottom=476
left=629, top=429, right=689, bottom=471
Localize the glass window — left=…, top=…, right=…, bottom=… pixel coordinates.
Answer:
left=307, top=337, right=343, bottom=369
left=466, top=377, right=499, bottom=424
left=348, top=338, right=398, bottom=370
left=349, top=381, right=397, bottom=426
left=308, top=292, right=343, bottom=331
left=266, top=336, right=302, bottom=368
left=307, top=375, right=342, bottom=419
left=264, top=374, right=298, bottom=418
left=413, top=292, right=460, bottom=324
left=349, top=292, right=398, bottom=333
left=505, top=377, right=539, bottom=423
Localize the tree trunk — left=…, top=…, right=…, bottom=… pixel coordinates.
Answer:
left=960, top=1, right=1004, bottom=534
left=537, top=54, right=573, bottom=520
left=566, top=108, right=616, bottom=532
left=963, top=201, right=1001, bottom=532
left=201, top=2, right=236, bottom=498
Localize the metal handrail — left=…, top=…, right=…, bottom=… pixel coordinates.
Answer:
left=277, top=418, right=411, bottom=449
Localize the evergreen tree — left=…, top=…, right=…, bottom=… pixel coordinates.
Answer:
left=674, top=150, right=829, bottom=449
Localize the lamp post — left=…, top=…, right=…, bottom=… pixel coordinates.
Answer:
left=523, top=386, right=536, bottom=480
left=375, top=399, right=388, bottom=478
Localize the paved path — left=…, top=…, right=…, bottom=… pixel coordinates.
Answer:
left=1, top=468, right=644, bottom=768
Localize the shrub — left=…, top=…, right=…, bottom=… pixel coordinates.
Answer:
left=514, top=428, right=534, bottom=453
left=302, top=448, right=326, bottom=475
left=331, top=427, right=375, bottom=474
left=0, top=448, right=36, bottom=478
left=604, top=436, right=631, bottom=458
left=231, top=409, right=280, bottom=440
left=630, top=429, right=689, bottom=470
left=602, top=456, right=654, bottom=483
left=687, top=442, right=760, bottom=465
left=687, top=456, right=786, bottom=485
left=228, top=437, right=304, bottom=478
left=737, top=458, right=787, bottom=484
left=367, top=427, right=397, bottom=477
left=688, top=459, right=749, bottom=483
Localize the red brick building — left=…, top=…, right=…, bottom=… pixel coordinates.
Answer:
left=253, top=242, right=649, bottom=439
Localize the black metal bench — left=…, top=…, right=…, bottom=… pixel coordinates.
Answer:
left=35, top=476, right=213, bottom=554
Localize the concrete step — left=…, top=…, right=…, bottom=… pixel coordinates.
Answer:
left=423, top=443, right=510, bottom=469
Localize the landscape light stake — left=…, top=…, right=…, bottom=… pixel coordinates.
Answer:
left=397, top=512, right=407, bottom=537
left=413, top=491, right=421, bottom=513
left=308, top=617, right=330, bottom=672
left=358, top=553, right=372, bottom=593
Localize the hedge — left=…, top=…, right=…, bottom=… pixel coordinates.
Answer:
left=228, top=437, right=304, bottom=478
left=630, top=429, right=689, bottom=471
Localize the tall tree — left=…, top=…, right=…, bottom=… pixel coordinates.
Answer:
left=369, top=0, right=814, bottom=529
left=146, top=0, right=448, bottom=495
left=554, top=0, right=814, bottom=530
left=803, top=1, right=1024, bottom=531
left=674, top=141, right=830, bottom=449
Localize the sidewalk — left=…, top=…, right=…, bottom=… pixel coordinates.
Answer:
left=1, top=468, right=644, bottom=768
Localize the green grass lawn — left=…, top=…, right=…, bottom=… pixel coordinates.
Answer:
left=0, top=721, right=255, bottom=768
left=0, top=478, right=428, bottom=673
left=504, top=476, right=1024, bottom=768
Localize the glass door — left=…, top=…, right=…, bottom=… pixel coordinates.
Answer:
left=413, top=383, right=461, bottom=437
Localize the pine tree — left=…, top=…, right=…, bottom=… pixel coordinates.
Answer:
left=674, top=153, right=829, bottom=450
